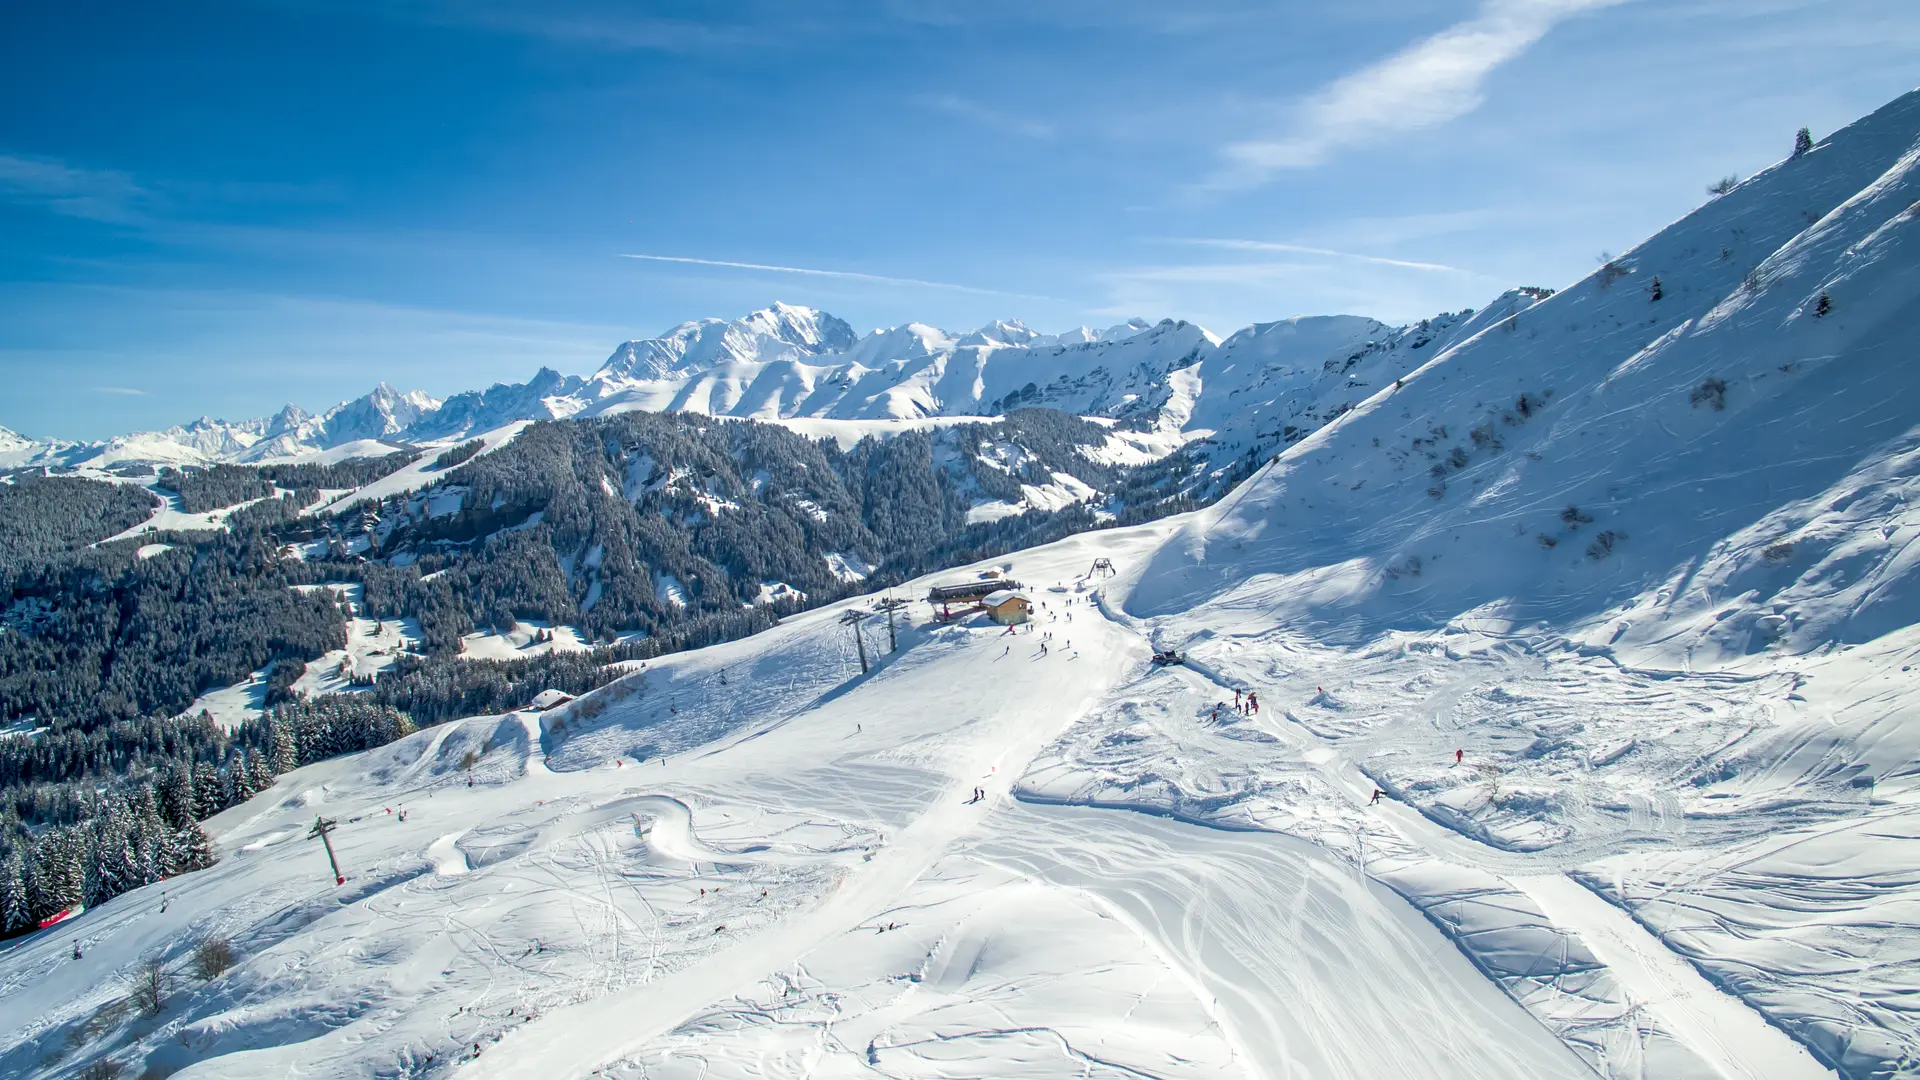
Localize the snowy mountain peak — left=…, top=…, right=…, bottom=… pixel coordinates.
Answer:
left=597, top=303, right=859, bottom=383
left=957, top=318, right=1042, bottom=347
left=317, top=383, right=441, bottom=447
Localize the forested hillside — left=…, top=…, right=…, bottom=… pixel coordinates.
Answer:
left=0, top=406, right=1217, bottom=929
left=329, top=408, right=1210, bottom=647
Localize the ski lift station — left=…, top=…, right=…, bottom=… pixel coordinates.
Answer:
left=982, top=589, right=1032, bottom=625
left=926, top=577, right=1025, bottom=618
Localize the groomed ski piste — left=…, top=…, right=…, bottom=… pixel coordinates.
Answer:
left=9, top=88, right=1920, bottom=1080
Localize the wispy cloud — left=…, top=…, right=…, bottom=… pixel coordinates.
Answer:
left=0, top=151, right=341, bottom=229
left=0, top=154, right=146, bottom=222
left=617, top=253, right=1061, bottom=301
left=92, top=386, right=148, bottom=396
left=1165, top=238, right=1483, bottom=276
left=1211, top=0, right=1624, bottom=187
left=443, top=7, right=756, bottom=50
left=918, top=94, right=1055, bottom=140
left=271, top=0, right=764, bottom=52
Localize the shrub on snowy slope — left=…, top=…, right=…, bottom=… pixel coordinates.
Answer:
left=1132, top=88, right=1920, bottom=664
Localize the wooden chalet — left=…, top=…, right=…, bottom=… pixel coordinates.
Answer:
left=982, top=589, right=1032, bottom=625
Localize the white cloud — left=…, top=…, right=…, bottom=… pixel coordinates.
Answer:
left=918, top=94, right=1055, bottom=140
left=0, top=153, right=145, bottom=222
left=1211, top=0, right=1625, bottom=187
left=92, top=386, right=148, bottom=396
left=617, top=253, right=1060, bottom=302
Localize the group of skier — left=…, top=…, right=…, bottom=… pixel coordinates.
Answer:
left=1209, top=688, right=1261, bottom=724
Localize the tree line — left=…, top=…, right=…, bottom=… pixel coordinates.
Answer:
left=0, top=696, right=411, bottom=936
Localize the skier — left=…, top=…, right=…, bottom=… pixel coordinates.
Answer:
left=1247, top=692, right=1258, bottom=715
left=1234, top=689, right=1243, bottom=710
left=72, top=941, right=82, bottom=960
left=1369, top=788, right=1385, bottom=805
left=1040, top=643, right=1049, bottom=656
left=1455, top=749, right=1464, bottom=766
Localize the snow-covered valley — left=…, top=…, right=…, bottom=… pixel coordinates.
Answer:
left=7, top=84, right=1920, bottom=1080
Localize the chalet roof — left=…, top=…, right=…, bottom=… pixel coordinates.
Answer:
left=982, top=589, right=1029, bottom=608
left=927, top=578, right=1024, bottom=602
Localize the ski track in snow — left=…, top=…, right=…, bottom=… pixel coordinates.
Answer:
left=1063, top=606, right=1839, bottom=1080
left=1518, top=874, right=1832, bottom=1080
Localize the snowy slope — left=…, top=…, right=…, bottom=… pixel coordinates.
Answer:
left=0, top=525, right=1601, bottom=1080
left=1117, top=88, right=1920, bottom=1078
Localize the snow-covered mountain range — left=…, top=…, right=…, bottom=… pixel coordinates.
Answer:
left=0, top=296, right=1531, bottom=484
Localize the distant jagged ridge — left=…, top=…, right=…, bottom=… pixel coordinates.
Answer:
left=1, top=297, right=1528, bottom=496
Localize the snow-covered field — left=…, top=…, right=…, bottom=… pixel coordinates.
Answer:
left=97, top=486, right=279, bottom=544
left=311, top=420, right=530, bottom=518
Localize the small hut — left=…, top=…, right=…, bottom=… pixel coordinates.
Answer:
left=982, top=589, right=1032, bottom=626
left=529, top=688, right=575, bottom=711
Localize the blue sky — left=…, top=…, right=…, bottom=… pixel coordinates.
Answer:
left=3, top=0, right=1917, bottom=440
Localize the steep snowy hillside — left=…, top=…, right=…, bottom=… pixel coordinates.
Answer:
left=1120, top=87, right=1920, bottom=1078
left=1132, top=88, right=1920, bottom=648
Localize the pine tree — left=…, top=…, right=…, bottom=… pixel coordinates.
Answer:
left=1794, top=126, right=1814, bottom=158
left=34, top=830, right=85, bottom=918
left=225, top=756, right=256, bottom=805
left=1649, top=276, right=1663, bottom=302
left=174, top=823, right=217, bottom=874
left=192, top=763, right=223, bottom=820
left=91, top=801, right=140, bottom=904
left=159, top=762, right=196, bottom=829
left=0, top=850, right=29, bottom=933
left=247, top=749, right=276, bottom=795
left=270, top=719, right=299, bottom=774
left=1815, top=291, right=1831, bottom=317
